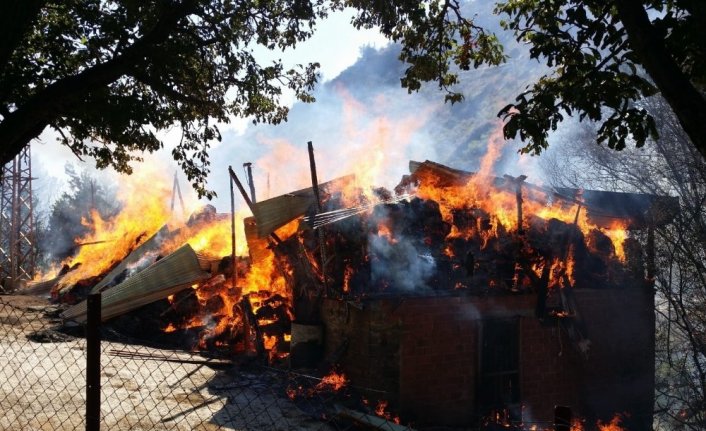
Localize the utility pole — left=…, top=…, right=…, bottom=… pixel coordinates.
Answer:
left=0, top=146, right=37, bottom=290
left=170, top=170, right=186, bottom=218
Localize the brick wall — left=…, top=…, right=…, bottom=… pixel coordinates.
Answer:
left=397, top=296, right=480, bottom=425
left=572, top=288, right=655, bottom=429
left=320, top=287, right=654, bottom=428
left=320, top=300, right=401, bottom=396
left=519, top=316, right=581, bottom=424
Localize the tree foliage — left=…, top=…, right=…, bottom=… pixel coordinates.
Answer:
left=495, top=0, right=706, bottom=159
left=0, top=0, right=503, bottom=198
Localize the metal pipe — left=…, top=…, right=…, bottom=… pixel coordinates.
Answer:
left=85, top=293, right=101, bottom=431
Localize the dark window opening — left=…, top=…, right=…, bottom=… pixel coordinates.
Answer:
left=479, top=318, right=520, bottom=418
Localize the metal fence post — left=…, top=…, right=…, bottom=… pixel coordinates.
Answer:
left=86, top=292, right=101, bottom=431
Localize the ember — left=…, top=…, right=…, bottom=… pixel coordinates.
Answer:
left=315, top=371, right=348, bottom=392
left=375, top=400, right=401, bottom=424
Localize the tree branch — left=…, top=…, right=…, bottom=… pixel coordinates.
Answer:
left=615, top=0, right=706, bottom=159
left=0, top=0, right=198, bottom=166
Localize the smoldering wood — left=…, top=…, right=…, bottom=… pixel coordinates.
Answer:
left=281, top=171, right=645, bottom=334
left=240, top=294, right=266, bottom=361
left=271, top=229, right=323, bottom=322
left=159, top=289, right=196, bottom=317
left=503, top=174, right=527, bottom=234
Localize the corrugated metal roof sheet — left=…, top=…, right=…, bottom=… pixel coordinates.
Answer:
left=61, top=244, right=209, bottom=322
left=251, top=175, right=355, bottom=238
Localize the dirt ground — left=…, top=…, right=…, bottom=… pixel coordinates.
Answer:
left=0, top=294, right=331, bottom=431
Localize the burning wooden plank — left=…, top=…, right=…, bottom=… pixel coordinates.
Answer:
left=244, top=216, right=272, bottom=263
left=61, top=244, right=209, bottom=322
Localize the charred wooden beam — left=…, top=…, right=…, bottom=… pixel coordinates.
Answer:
left=504, top=174, right=528, bottom=234
left=229, top=168, right=238, bottom=291
left=307, top=141, right=329, bottom=294
left=228, top=166, right=282, bottom=244
left=243, top=162, right=256, bottom=203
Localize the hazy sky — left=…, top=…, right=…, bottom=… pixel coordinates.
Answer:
left=28, top=5, right=555, bottom=217
left=30, top=9, right=390, bottom=212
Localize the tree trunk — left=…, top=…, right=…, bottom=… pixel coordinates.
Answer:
left=615, top=0, right=706, bottom=161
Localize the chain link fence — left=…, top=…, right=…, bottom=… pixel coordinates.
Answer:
left=0, top=295, right=412, bottom=431
left=0, top=295, right=87, bottom=430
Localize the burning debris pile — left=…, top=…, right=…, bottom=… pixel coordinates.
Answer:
left=274, top=160, right=657, bottom=325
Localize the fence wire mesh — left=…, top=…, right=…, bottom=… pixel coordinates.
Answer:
left=0, top=295, right=412, bottom=431
left=0, top=295, right=87, bottom=431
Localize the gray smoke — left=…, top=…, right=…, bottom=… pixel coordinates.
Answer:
left=368, top=233, right=436, bottom=291
left=205, top=1, right=550, bottom=211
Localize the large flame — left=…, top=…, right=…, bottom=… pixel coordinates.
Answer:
left=414, top=165, right=628, bottom=265
left=56, top=168, right=175, bottom=290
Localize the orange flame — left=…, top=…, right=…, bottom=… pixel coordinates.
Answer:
left=375, top=400, right=401, bottom=424
left=415, top=168, right=628, bottom=263
left=377, top=222, right=397, bottom=244
left=343, top=264, right=354, bottom=293
left=52, top=166, right=207, bottom=292
left=315, top=371, right=348, bottom=392
left=597, top=413, right=627, bottom=431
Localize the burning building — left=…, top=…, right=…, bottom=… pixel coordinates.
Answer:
left=47, top=158, right=676, bottom=430
left=246, top=160, right=676, bottom=429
